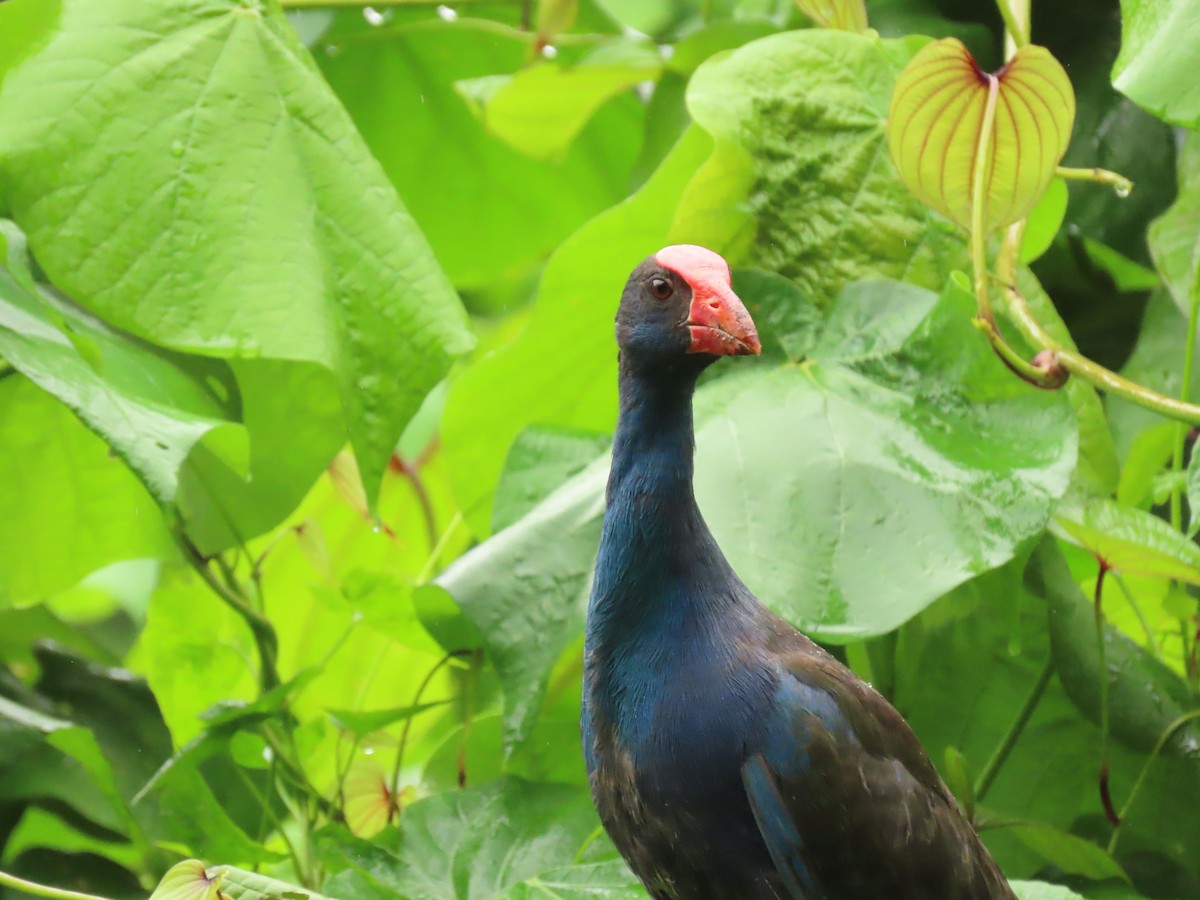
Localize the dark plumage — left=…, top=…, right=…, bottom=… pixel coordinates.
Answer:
left=581, top=246, right=1015, bottom=899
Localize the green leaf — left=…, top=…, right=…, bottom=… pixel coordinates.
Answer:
left=150, top=859, right=330, bottom=900
left=1148, top=134, right=1200, bottom=316
left=466, top=43, right=662, bottom=160
left=1113, top=0, right=1200, bottom=127
left=1021, top=178, right=1069, bottom=263
left=444, top=278, right=1075, bottom=747
left=1054, top=499, right=1200, bottom=586
left=888, top=39, right=1075, bottom=232
left=35, top=643, right=271, bottom=863
left=0, top=0, right=474, bottom=504
left=1004, top=821, right=1130, bottom=883
left=440, top=125, right=715, bottom=534
left=1028, top=538, right=1200, bottom=760
left=438, top=457, right=608, bottom=747
left=686, top=29, right=968, bottom=304
left=1116, top=422, right=1177, bottom=509
left=0, top=223, right=342, bottom=551
left=318, top=778, right=636, bottom=900
left=492, top=426, right=612, bottom=533
left=0, top=0, right=61, bottom=88
left=326, top=700, right=451, bottom=739
left=895, top=558, right=1200, bottom=883
left=0, top=378, right=172, bottom=605
left=318, top=15, right=643, bottom=291
left=1081, top=239, right=1162, bottom=293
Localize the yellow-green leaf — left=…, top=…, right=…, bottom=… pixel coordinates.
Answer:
left=888, top=39, right=1075, bottom=232
left=793, top=0, right=867, bottom=31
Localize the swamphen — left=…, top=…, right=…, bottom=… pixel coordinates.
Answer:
left=582, top=245, right=1016, bottom=899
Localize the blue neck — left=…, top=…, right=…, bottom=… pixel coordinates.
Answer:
left=587, top=358, right=739, bottom=650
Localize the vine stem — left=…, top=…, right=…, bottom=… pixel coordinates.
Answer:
left=0, top=871, right=113, bottom=900
left=1093, top=561, right=1121, bottom=827
left=974, top=657, right=1054, bottom=802
left=1169, top=269, right=1200, bottom=531
left=388, top=650, right=469, bottom=818
left=176, top=532, right=281, bottom=691
left=970, top=76, right=1001, bottom=326
left=995, top=0, right=1030, bottom=51
left=1000, top=281, right=1200, bottom=426
left=1056, top=166, right=1134, bottom=196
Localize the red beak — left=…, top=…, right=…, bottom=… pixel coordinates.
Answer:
left=684, top=277, right=762, bottom=357
left=653, top=245, right=761, bottom=357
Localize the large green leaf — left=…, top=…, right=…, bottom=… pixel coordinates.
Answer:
left=440, top=126, right=715, bottom=533
left=0, top=0, right=61, bottom=88
left=1112, top=0, right=1200, bottom=127
left=318, top=778, right=642, bottom=900
left=442, top=27, right=971, bottom=536
left=0, top=224, right=344, bottom=553
left=442, top=277, right=1075, bottom=746
left=894, top=561, right=1200, bottom=887
left=0, top=0, right=473, bottom=503
left=318, top=14, right=644, bottom=291
left=685, top=28, right=967, bottom=304
left=0, top=378, right=171, bottom=605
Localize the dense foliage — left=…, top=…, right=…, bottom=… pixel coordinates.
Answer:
left=0, top=0, right=1197, bottom=898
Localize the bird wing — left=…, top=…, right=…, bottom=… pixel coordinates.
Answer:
left=741, top=618, right=1016, bottom=900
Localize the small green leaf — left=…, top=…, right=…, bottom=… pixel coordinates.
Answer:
left=1113, top=0, right=1200, bottom=127
left=1054, top=499, right=1200, bottom=586
left=888, top=39, right=1075, bottom=232
left=467, top=43, right=661, bottom=160
left=326, top=700, right=451, bottom=739
left=1006, top=821, right=1129, bottom=882
left=1020, top=178, right=1068, bottom=263
left=793, top=0, right=867, bottom=31
left=1116, top=422, right=1177, bottom=509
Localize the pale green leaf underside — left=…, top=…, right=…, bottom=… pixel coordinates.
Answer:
left=888, top=39, right=1075, bottom=232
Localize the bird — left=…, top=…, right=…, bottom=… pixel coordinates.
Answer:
left=581, top=245, right=1016, bottom=899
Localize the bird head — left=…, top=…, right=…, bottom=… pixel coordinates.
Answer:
left=616, top=245, right=762, bottom=370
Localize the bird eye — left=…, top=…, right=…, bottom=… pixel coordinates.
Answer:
left=649, top=277, right=673, bottom=300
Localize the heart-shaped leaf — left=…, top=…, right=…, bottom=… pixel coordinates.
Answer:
left=794, top=0, right=867, bottom=32
left=888, top=38, right=1075, bottom=232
